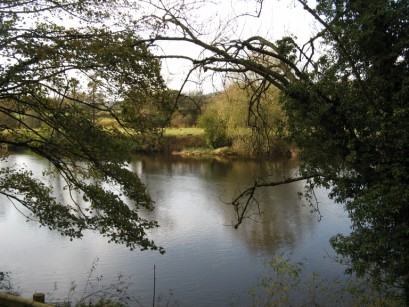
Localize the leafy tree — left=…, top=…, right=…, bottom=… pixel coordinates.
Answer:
left=197, top=108, right=231, bottom=148
left=203, top=82, right=288, bottom=156
left=281, top=1, right=409, bottom=301
left=168, top=90, right=207, bottom=127
left=132, top=0, right=409, bottom=300
left=0, top=0, right=167, bottom=253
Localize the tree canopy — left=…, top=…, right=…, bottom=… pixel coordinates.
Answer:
left=285, top=0, right=409, bottom=301
left=0, top=0, right=167, bottom=253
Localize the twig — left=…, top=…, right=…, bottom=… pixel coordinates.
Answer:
left=230, top=173, right=326, bottom=228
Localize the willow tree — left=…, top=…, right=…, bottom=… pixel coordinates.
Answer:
left=199, top=83, right=287, bottom=156
left=0, top=0, right=168, bottom=253
left=132, top=0, right=409, bottom=301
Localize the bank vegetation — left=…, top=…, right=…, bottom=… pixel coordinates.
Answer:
left=2, top=82, right=292, bottom=159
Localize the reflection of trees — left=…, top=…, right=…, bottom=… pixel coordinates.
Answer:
left=208, top=158, right=315, bottom=255
left=234, top=182, right=315, bottom=255
left=131, top=154, right=298, bottom=184
left=0, top=195, right=9, bottom=218
left=130, top=154, right=316, bottom=255
left=2, top=152, right=317, bottom=256
left=2, top=152, right=320, bottom=258
left=131, top=154, right=234, bottom=179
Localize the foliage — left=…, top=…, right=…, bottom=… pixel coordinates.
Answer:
left=199, top=83, right=289, bottom=156
left=168, top=91, right=208, bottom=127
left=0, top=1, right=168, bottom=252
left=47, top=258, right=180, bottom=307
left=197, top=108, right=231, bottom=148
left=248, top=255, right=405, bottom=306
left=279, top=0, right=409, bottom=301
left=57, top=258, right=141, bottom=307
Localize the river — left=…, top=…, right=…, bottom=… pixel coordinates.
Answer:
left=0, top=152, right=351, bottom=306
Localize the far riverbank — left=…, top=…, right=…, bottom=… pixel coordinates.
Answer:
left=157, top=127, right=292, bottom=158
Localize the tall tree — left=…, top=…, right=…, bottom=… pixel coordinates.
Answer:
left=0, top=0, right=167, bottom=253
left=135, top=0, right=409, bottom=300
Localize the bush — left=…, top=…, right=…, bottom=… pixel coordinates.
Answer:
left=248, top=255, right=405, bottom=306
left=197, top=109, right=231, bottom=148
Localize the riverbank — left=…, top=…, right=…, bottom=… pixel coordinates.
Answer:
left=1, top=127, right=292, bottom=159
left=160, top=127, right=292, bottom=158
left=161, top=128, right=236, bottom=156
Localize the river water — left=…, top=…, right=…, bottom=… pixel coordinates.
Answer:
left=0, top=152, right=351, bottom=306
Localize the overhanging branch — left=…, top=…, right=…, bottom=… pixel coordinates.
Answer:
left=230, top=172, right=327, bottom=228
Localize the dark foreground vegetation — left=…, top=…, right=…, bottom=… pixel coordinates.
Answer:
left=1, top=256, right=406, bottom=306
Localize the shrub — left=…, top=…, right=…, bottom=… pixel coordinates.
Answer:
left=197, top=109, right=231, bottom=148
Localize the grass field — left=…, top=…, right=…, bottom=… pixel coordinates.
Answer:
left=163, top=127, right=204, bottom=136
left=96, top=117, right=205, bottom=137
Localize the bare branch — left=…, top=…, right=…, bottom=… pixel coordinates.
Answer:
left=230, top=173, right=327, bottom=228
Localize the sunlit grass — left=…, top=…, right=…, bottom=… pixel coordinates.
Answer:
left=163, top=127, right=204, bottom=136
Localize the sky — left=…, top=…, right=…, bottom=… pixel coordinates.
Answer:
left=1, top=0, right=318, bottom=95
left=157, top=0, right=318, bottom=93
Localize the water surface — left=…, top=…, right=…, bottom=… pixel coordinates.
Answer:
left=0, top=152, right=351, bottom=306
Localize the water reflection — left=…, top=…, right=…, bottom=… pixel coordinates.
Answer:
left=0, top=195, right=8, bottom=218
left=0, top=152, right=350, bottom=306
left=237, top=184, right=315, bottom=255
left=130, top=155, right=315, bottom=256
